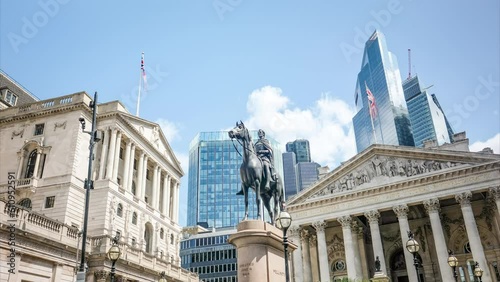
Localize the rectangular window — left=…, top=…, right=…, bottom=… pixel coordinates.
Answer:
left=119, top=147, right=124, bottom=159
left=45, top=196, right=55, bottom=208
left=146, top=169, right=150, bottom=180
left=34, top=123, right=45, bottom=136
left=5, top=90, right=18, bottom=106
left=133, top=159, right=137, bottom=170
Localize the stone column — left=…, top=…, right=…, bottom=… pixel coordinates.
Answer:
left=338, top=215, right=358, bottom=281
left=152, top=165, right=159, bottom=207
left=98, top=128, right=109, bottom=180
left=364, top=210, right=387, bottom=274
left=490, top=186, right=500, bottom=217
left=106, top=128, right=117, bottom=179
left=288, top=225, right=303, bottom=282
left=174, top=182, right=180, bottom=222
left=112, top=131, right=122, bottom=181
left=165, top=175, right=171, bottom=217
left=141, top=156, right=148, bottom=202
left=423, top=198, right=455, bottom=281
left=300, top=229, right=313, bottom=282
left=392, top=204, right=418, bottom=282
left=33, top=149, right=42, bottom=178
left=351, top=221, right=363, bottom=279
left=126, top=144, right=135, bottom=190
left=456, top=191, right=492, bottom=281
left=16, top=151, right=26, bottom=178
left=122, top=141, right=131, bottom=188
left=313, top=221, right=329, bottom=282
left=136, top=153, right=144, bottom=198
left=162, top=174, right=170, bottom=216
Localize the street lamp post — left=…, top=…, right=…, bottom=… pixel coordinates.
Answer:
left=276, top=211, right=292, bottom=282
left=107, top=235, right=122, bottom=282
left=76, top=92, right=101, bottom=282
left=447, top=250, right=458, bottom=282
left=405, top=231, right=421, bottom=282
left=474, top=262, right=483, bottom=282
left=158, top=271, right=167, bottom=282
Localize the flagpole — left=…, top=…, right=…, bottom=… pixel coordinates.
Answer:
left=370, top=112, right=377, bottom=144
left=136, top=71, right=142, bottom=117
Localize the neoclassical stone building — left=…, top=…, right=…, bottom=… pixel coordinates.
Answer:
left=0, top=92, right=198, bottom=281
left=286, top=139, right=500, bottom=282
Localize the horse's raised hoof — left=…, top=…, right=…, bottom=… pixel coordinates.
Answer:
left=236, top=190, right=244, bottom=196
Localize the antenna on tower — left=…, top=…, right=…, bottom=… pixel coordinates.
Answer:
left=407, top=48, right=411, bottom=80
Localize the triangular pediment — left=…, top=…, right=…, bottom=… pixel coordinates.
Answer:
left=118, top=113, right=183, bottom=174
left=288, top=144, right=500, bottom=205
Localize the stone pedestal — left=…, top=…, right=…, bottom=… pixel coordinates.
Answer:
left=228, top=220, right=297, bottom=282
left=371, top=272, right=390, bottom=282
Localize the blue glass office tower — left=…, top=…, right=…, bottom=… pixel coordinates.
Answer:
left=286, top=139, right=311, bottom=163
left=403, top=76, right=451, bottom=147
left=187, top=131, right=283, bottom=228
left=282, top=152, right=297, bottom=200
left=352, top=31, right=414, bottom=152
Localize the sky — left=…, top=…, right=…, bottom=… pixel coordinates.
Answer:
left=1, top=1, right=499, bottom=226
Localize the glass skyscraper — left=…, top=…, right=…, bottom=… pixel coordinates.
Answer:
left=187, top=131, right=283, bottom=229
left=352, top=30, right=414, bottom=153
left=403, top=75, right=451, bottom=147
left=286, top=139, right=311, bottom=163
left=282, top=152, right=298, bottom=200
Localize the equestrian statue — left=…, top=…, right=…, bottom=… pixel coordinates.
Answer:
left=228, top=121, right=284, bottom=224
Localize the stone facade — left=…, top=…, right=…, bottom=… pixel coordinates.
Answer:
left=287, top=144, right=500, bottom=282
left=0, top=92, right=198, bottom=281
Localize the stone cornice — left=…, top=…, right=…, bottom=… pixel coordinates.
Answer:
left=288, top=145, right=500, bottom=205
left=288, top=160, right=500, bottom=223
left=0, top=102, right=90, bottom=125
left=98, top=112, right=183, bottom=177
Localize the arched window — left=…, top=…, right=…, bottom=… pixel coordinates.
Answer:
left=132, top=212, right=138, bottom=225
left=25, top=149, right=38, bottom=178
left=18, top=198, right=32, bottom=209
left=131, top=181, right=136, bottom=196
left=160, top=228, right=164, bottom=239
left=117, top=204, right=123, bottom=217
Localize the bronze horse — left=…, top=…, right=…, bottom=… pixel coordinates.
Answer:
left=228, top=121, right=284, bottom=224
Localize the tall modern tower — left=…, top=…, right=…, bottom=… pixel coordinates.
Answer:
left=403, top=76, right=452, bottom=147
left=282, top=152, right=298, bottom=200
left=352, top=30, right=414, bottom=152
left=187, top=131, right=283, bottom=228
left=286, top=139, right=311, bottom=163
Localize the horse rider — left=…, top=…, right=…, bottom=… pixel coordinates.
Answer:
left=237, top=129, right=276, bottom=195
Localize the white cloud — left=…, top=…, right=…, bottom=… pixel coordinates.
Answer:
left=245, top=86, right=357, bottom=169
left=156, top=118, right=181, bottom=142
left=470, top=133, right=500, bottom=154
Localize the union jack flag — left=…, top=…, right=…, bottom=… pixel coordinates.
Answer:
left=365, top=82, right=377, bottom=119
left=141, top=52, right=147, bottom=88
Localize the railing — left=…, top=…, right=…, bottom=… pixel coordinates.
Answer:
left=0, top=200, right=199, bottom=281
left=17, top=178, right=32, bottom=186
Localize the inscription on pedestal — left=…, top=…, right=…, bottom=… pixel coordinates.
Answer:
left=239, top=262, right=255, bottom=277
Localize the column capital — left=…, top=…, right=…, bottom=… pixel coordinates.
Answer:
left=337, top=215, right=352, bottom=228
left=455, top=191, right=472, bottom=206
left=94, top=270, right=109, bottom=279
left=489, top=186, right=500, bottom=200
left=364, top=210, right=380, bottom=224
left=125, top=140, right=132, bottom=147
left=300, top=229, right=310, bottom=241
left=312, top=220, right=326, bottom=232
left=309, top=234, right=317, bottom=247
left=288, top=225, right=301, bottom=237
left=392, top=204, right=409, bottom=219
left=423, top=198, right=441, bottom=213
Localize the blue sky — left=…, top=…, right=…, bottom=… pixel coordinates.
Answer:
left=1, top=0, right=499, bottom=225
